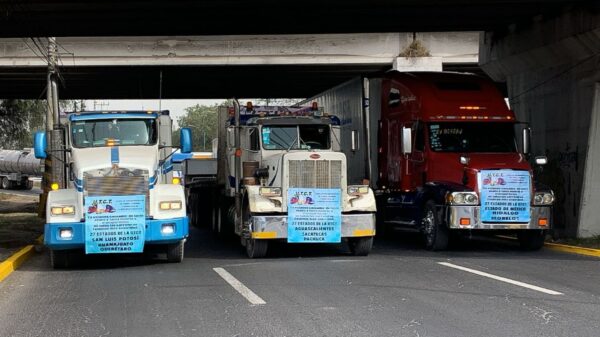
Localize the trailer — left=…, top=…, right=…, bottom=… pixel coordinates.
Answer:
left=0, top=149, right=40, bottom=190
left=302, top=71, right=554, bottom=250
left=185, top=102, right=377, bottom=258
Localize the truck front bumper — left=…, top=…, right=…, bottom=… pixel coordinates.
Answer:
left=446, top=206, right=551, bottom=230
left=44, top=216, right=189, bottom=250
left=249, top=212, right=376, bottom=240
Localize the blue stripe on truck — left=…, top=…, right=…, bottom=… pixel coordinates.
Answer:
left=111, top=147, right=119, bottom=164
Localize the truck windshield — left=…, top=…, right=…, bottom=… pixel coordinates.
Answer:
left=262, top=125, right=330, bottom=150
left=429, top=122, right=517, bottom=153
left=71, top=118, right=157, bottom=148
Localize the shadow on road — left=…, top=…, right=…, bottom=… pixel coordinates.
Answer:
left=20, top=224, right=593, bottom=272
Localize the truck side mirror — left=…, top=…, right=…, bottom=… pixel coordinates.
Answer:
left=34, top=131, right=47, bottom=159
left=180, top=128, right=192, bottom=154
left=522, top=127, right=531, bottom=155
left=402, top=127, right=412, bottom=154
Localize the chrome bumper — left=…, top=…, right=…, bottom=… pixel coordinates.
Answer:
left=447, top=205, right=552, bottom=230
left=249, top=213, right=376, bottom=239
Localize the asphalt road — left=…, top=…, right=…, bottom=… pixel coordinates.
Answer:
left=1, top=228, right=599, bottom=337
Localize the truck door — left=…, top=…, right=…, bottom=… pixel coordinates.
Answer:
left=407, top=121, right=426, bottom=190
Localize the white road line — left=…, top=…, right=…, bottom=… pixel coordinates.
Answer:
left=438, top=262, right=564, bottom=296
left=213, top=267, right=266, bottom=305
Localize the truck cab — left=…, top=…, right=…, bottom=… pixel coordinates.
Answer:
left=377, top=72, right=553, bottom=250
left=303, top=71, right=554, bottom=251
left=208, top=104, right=377, bottom=258
left=34, top=110, right=192, bottom=268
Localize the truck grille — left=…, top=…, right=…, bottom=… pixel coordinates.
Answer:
left=84, top=176, right=148, bottom=197
left=288, top=160, right=342, bottom=189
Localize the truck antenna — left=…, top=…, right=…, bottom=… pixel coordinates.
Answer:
left=158, top=70, right=163, bottom=112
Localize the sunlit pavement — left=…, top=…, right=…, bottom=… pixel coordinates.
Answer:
left=1, top=227, right=599, bottom=337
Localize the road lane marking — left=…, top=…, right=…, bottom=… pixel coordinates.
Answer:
left=213, top=267, right=266, bottom=305
left=437, top=262, right=563, bottom=296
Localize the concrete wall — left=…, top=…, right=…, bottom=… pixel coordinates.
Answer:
left=480, top=6, right=600, bottom=237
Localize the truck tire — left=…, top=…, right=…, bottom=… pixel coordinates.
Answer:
left=422, top=200, right=449, bottom=251
left=188, top=194, right=197, bottom=227
left=517, top=230, right=546, bottom=251
left=245, top=238, right=268, bottom=258
left=348, top=236, right=373, bottom=256
left=24, top=180, right=34, bottom=190
left=166, top=240, right=185, bottom=263
left=1, top=177, right=9, bottom=190
left=50, top=249, right=81, bottom=269
left=211, top=204, right=222, bottom=235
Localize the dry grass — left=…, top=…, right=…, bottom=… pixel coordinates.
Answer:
left=399, top=39, right=431, bottom=58
left=0, top=193, right=43, bottom=251
left=0, top=213, right=44, bottom=248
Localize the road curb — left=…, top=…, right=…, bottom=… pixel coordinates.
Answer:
left=0, top=244, right=35, bottom=283
left=544, top=242, right=600, bottom=258
left=497, top=235, right=600, bottom=258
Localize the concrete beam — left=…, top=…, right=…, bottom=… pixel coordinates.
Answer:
left=393, top=57, right=443, bottom=71
left=0, top=33, right=478, bottom=67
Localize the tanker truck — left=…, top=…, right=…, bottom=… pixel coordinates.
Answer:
left=0, top=149, right=40, bottom=190
left=33, top=110, right=193, bottom=268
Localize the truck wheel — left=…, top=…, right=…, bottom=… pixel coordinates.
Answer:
left=348, top=236, right=373, bottom=256
left=188, top=194, right=197, bottom=226
left=422, top=200, right=449, bottom=251
left=50, top=249, right=81, bottom=269
left=245, top=238, right=268, bottom=258
left=26, top=180, right=33, bottom=190
left=517, top=230, right=546, bottom=251
left=1, top=177, right=9, bottom=190
left=166, top=240, right=185, bottom=263
left=212, top=204, right=222, bottom=234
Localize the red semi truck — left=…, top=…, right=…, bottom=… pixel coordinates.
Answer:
left=303, top=71, right=554, bottom=250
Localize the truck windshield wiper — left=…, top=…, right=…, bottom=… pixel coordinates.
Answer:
left=286, top=136, right=298, bottom=151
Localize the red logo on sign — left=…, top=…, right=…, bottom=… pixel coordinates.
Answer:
left=310, top=154, right=321, bottom=159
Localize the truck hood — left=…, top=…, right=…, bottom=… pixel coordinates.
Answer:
left=461, top=153, right=531, bottom=192
left=428, top=152, right=532, bottom=192
left=462, top=153, right=531, bottom=171
left=71, top=146, right=159, bottom=177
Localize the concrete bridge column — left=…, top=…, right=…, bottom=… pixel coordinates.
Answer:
left=480, top=5, right=600, bottom=237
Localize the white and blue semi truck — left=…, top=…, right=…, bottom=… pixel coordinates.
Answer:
left=34, top=110, right=192, bottom=268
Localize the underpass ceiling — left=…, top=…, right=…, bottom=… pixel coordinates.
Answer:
left=1, top=0, right=584, bottom=98
left=0, top=1, right=594, bottom=37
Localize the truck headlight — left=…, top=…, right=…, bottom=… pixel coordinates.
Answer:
left=348, top=185, right=369, bottom=196
left=59, top=228, right=73, bottom=239
left=534, top=192, right=554, bottom=206
left=447, top=192, right=479, bottom=205
left=259, top=187, right=281, bottom=197
left=159, top=201, right=182, bottom=210
left=50, top=205, right=75, bottom=216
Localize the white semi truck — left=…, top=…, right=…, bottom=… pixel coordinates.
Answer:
left=186, top=102, right=377, bottom=258
left=34, top=110, right=192, bottom=268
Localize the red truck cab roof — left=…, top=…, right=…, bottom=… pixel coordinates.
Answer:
left=383, top=71, right=515, bottom=122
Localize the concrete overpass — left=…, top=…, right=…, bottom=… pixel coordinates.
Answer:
left=0, top=32, right=479, bottom=98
